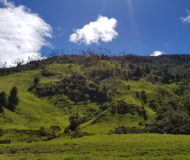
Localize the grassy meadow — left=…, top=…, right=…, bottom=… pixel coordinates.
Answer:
left=1, top=134, right=190, bottom=160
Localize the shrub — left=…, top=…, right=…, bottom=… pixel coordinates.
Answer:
left=111, top=126, right=145, bottom=134
left=64, top=113, right=86, bottom=138
left=0, top=139, right=11, bottom=144
left=50, top=126, right=61, bottom=136
left=34, top=77, right=40, bottom=86
left=41, top=69, right=55, bottom=77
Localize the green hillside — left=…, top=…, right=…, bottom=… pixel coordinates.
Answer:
left=0, top=54, right=190, bottom=159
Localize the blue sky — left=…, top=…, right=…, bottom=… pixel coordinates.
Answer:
left=1, top=0, right=190, bottom=63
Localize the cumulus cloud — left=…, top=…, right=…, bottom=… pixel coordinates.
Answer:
left=181, top=11, right=190, bottom=23
left=69, top=16, right=118, bottom=45
left=0, top=0, right=52, bottom=67
left=150, top=51, right=164, bottom=57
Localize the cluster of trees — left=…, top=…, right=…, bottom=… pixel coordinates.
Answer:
left=149, top=107, right=190, bottom=134
left=110, top=100, right=148, bottom=120
left=35, top=73, right=110, bottom=104
left=0, top=87, right=19, bottom=112
left=148, top=81, right=190, bottom=134
left=64, top=112, right=86, bottom=138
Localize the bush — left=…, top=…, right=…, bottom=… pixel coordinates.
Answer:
left=50, top=126, right=61, bottom=136
left=111, top=126, right=145, bottom=134
left=41, top=69, right=55, bottom=77
left=0, top=139, right=11, bottom=144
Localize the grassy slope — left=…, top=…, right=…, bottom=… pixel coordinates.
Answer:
left=0, top=63, right=177, bottom=134
left=83, top=79, right=177, bottom=134
left=0, top=69, right=68, bottom=130
left=1, top=134, right=190, bottom=160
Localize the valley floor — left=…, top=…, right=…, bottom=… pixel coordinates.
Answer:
left=0, top=134, right=190, bottom=160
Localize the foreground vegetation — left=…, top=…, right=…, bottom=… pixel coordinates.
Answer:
left=0, top=53, right=190, bottom=159
left=1, top=134, right=190, bottom=160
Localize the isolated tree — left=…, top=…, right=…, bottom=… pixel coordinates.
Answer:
left=0, top=91, right=7, bottom=113
left=68, top=113, right=81, bottom=131
left=8, top=87, right=19, bottom=111
left=0, top=92, right=7, bottom=107
left=34, top=77, right=40, bottom=86
left=64, top=112, right=82, bottom=138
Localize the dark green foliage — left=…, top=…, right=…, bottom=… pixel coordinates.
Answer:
left=50, top=126, right=61, bottom=136
left=0, top=128, right=3, bottom=137
left=7, top=87, right=19, bottom=111
left=0, top=91, right=6, bottom=113
left=28, top=77, right=40, bottom=91
left=138, top=106, right=148, bottom=120
left=100, top=103, right=109, bottom=111
left=1, top=54, right=190, bottom=84
left=149, top=108, right=190, bottom=134
left=0, top=106, right=3, bottom=113
left=112, top=126, right=145, bottom=134
left=41, top=70, right=55, bottom=77
left=68, top=113, right=81, bottom=131
left=111, top=100, right=137, bottom=115
left=0, top=91, right=7, bottom=107
left=149, top=99, right=158, bottom=111
left=141, top=91, right=147, bottom=104
left=135, top=91, right=140, bottom=98
left=181, top=92, right=190, bottom=116
left=64, top=113, right=84, bottom=138
left=37, top=127, right=49, bottom=137
left=110, top=100, right=147, bottom=119
left=36, top=73, right=109, bottom=103
left=156, top=88, right=180, bottom=110
left=34, top=77, right=40, bottom=86
left=0, top=139, right=11, bottom=144
left=127, top=85, right=131, bottom=90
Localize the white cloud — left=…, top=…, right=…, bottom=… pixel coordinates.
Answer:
left=181, top=11, right=190, bottom=23
left=150, top=51, right=164, bottom=57
left=0, top=0, right=52, bottom=67
left=69, top=16, right=118, bottom=45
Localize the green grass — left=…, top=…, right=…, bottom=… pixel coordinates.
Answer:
left=1, top=134, right=190, bottom=160
left=0, top=70, right=68, bottom=130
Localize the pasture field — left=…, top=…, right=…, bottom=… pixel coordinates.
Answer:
left=0, top=134, right=190, bottom=160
